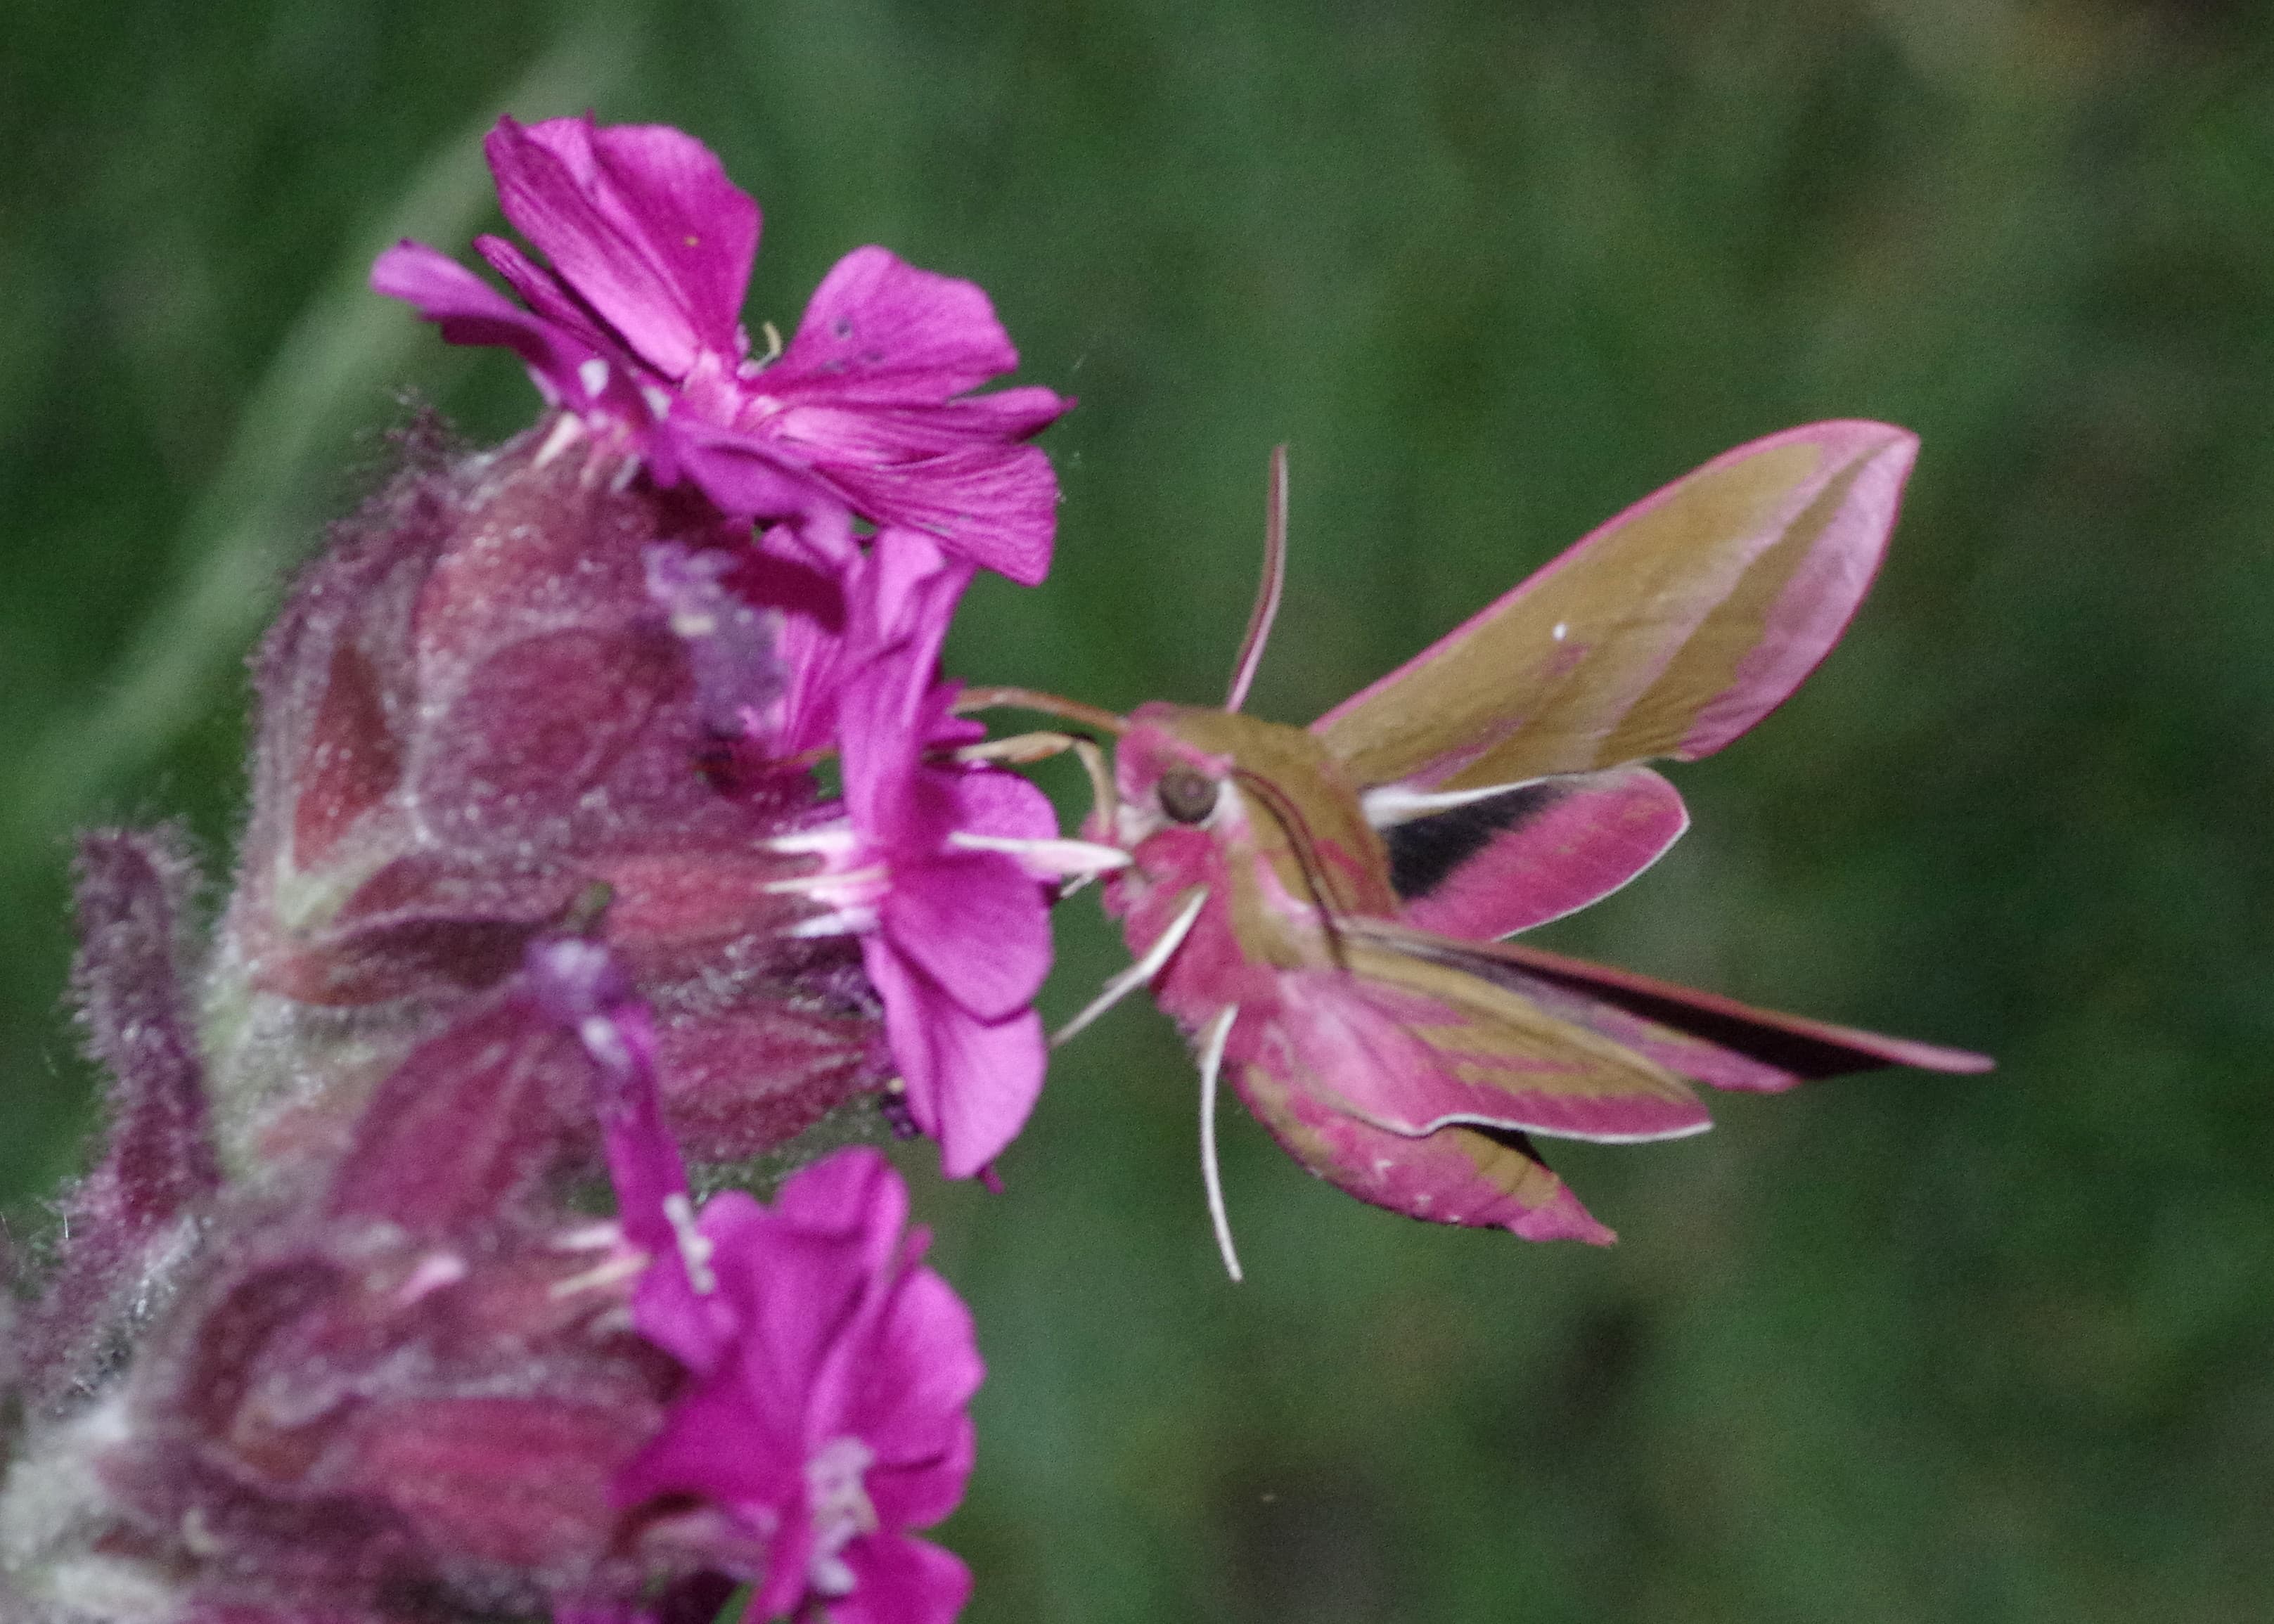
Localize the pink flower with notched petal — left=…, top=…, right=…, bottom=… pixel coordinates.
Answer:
left=373, top=115, right=1072, bottom=584
left=770, top=529, right=1117, bottom=1178
left=617, top=1150, right=981, bottom=1624
left=527, top=940, right=979, bottom=1624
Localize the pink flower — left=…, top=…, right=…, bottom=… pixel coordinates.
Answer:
left=617, top=1150, right=981, bottom=1624
left=373, top=116, right=1071, bottom=584
left=527, top=941, right=980, bottom=1624
left=770, top=529, right=1122, bottom=1178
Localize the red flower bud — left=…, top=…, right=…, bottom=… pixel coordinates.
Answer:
left=214, top=422, right=885, bottom=1174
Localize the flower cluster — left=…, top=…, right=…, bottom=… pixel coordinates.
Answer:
left=359, top=113, right=1103, bottom=1182
left=0, top=117, right=1100, bottom=1624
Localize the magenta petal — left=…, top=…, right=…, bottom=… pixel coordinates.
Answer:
left=864, top=1412, right=977, bottom=1534
left=584, top=120, right=760, bottom=356
left=831, top=1535, right=971, bottom=1624
left=667, top=420, right=849, bottom=529
left=852, top=1265, right=984, bottom=1450
left=847, top=1270, right=981, bottom=1509
left=826, top=444, right=1062, bottom=587
left=930, top=1004, right=1046, bottom=1180
left=770, top=1149, right=908, bottom=1275
left=754, top=1507, right=820, bottom=1624
left=773, top=246, right=1021, bottom=404
left=763, top=393, right=1071, bottom=464
left=833, top=535, right=973, bottom=832
left=882, top=851, right=1050, bottom=1022
left=859, top=530, right=970, bottom=671
left=731, top=1224, right=879, bottom=1414
left=486, top=115, right=751, bottom=381
left=475, top=231, right=616, bottom=356
left=942, top=762, right=1058, bottom=844
left=614, top=1346, right=799, bottom=1510
left=371, top=240, right=591, bottom=405
left=866, top=942, right=1046, bottom=1178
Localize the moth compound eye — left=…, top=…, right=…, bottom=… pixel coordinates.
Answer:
left=1156, top=767, right=1221, bottom=825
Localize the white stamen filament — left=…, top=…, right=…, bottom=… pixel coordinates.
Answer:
left=534, top=413, right=586, bottom=468
left=764, top=863, right=889, bottom=897
left=1052, top=888, right=1209, bottom=1048
left=577, top=1013, right=631, bottom=1074
left=550, top=1221, right=624, bottom=1253
left=548, top=1251, right=650, bottom=1300
left=946, top=830, right=1131, bottom=878
left=577, top=358, right=611, bottom=400
left=662, top=1192, right=717, bottom=1296
left=787, top=906, right=880, bottom=939
left=395, top=1252, right=468, bottom=1305
left=1197, top=1006, right=1243, bottom=1283
left=764, top=827, right=861, bottom=856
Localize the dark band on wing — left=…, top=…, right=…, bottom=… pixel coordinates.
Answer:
left=1386, top=782, right=1570, bottom=902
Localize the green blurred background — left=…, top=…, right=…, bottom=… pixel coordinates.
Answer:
left=5, top=2, right=2271, bottom=1620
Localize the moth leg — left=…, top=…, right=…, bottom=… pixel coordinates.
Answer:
left=1197, top=1005, right=1245, bottom=1282
left=953, top=685, right=1127, bottom=735
left=953, top=730, right=1119, bottom=844
left=1053, top=887, right=1209, bottom=1047
left=953, top=730, right=1077, bottom=766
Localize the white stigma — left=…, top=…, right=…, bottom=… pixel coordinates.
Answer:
left=805, top=1436, right=880, bottom=1598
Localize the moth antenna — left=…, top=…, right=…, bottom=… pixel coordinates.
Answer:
left=1197, top=1005, right=1244, bottom=1282
left=1231, top=766, right=1351, bottom=972
left=1224, top=444, right=1288, bottom=714
left=1053, top=888, right=1209, bottom=1047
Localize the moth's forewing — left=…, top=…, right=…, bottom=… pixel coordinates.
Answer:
left=1347, top=919, right=1993, bottom=1089
left=1313, top=421, right=1919, bottom=794
left=1259, top=943, right=1711, bottom=1142
left=1384, top=763, right=1688, bottom=941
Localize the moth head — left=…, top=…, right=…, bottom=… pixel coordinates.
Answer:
left=1115, top=704, right=1241, bottom=848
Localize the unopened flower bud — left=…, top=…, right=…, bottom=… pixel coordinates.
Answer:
left=210, top=423, right=886, bottom=1178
